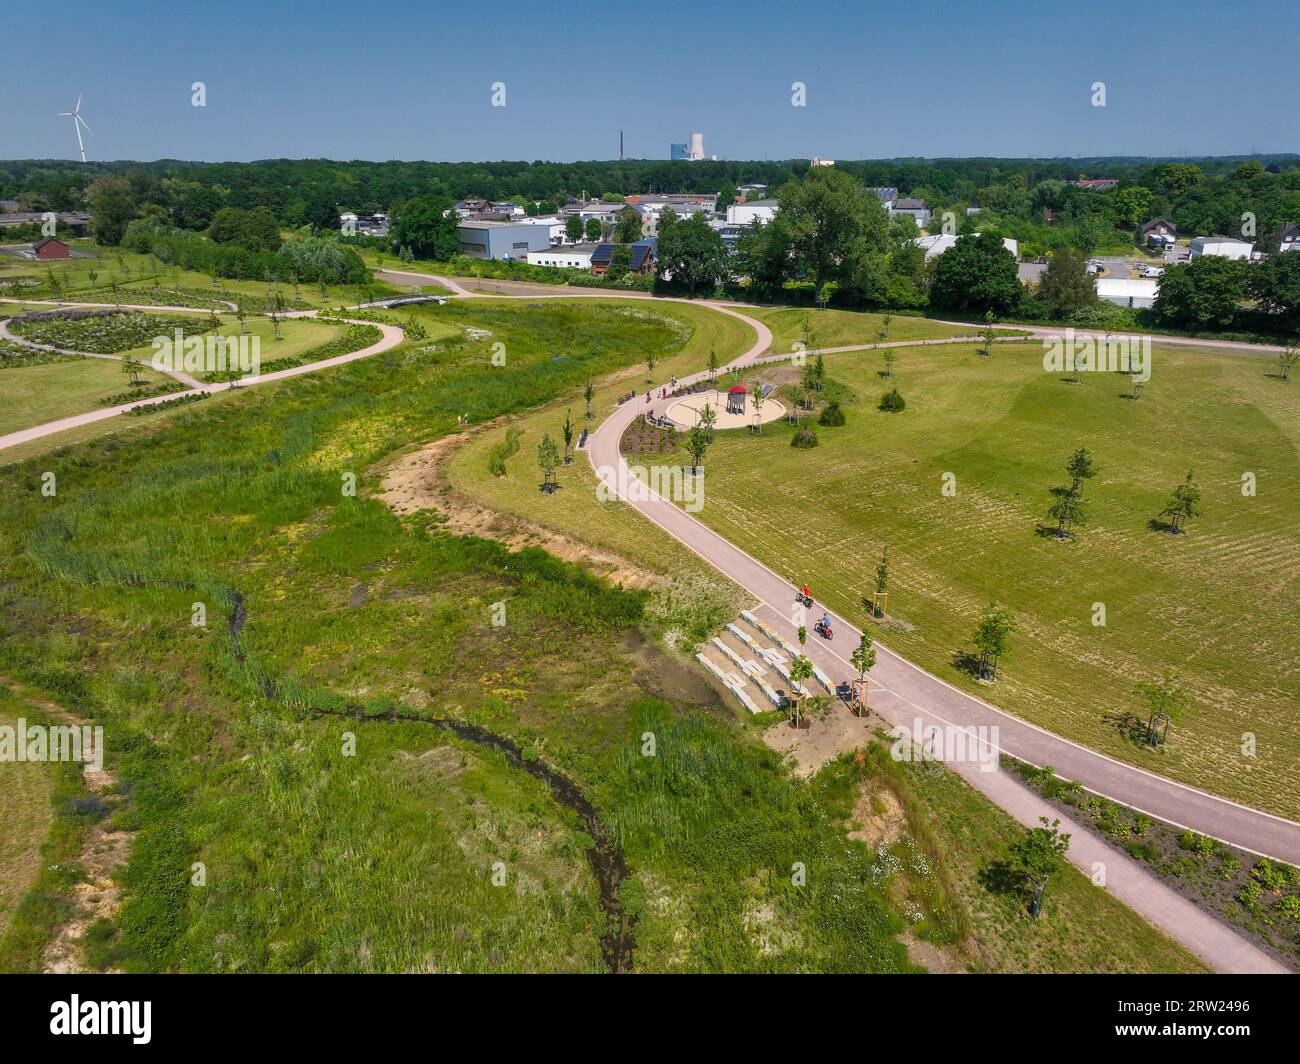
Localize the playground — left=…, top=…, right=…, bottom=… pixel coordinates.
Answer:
left=667, top=384, right=785, bottom=430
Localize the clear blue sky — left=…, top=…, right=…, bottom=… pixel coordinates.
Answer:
left=2, top=0, right=1297, bottom=163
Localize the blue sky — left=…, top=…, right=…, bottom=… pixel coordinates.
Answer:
left=2, top=0, right=1297, bottom=162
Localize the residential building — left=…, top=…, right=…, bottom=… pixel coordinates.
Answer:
left=1189, top=236, right=1253, bottom=260
left=890, top=198, right=931, bottom=227
left=868, top=187, right=898, bottom=206
left=454, top=199, right=492, bottom=218
left=33, top=237, right=71, bottom=260
left=1276, top=223, right=1300, bottom=253
left=1142, top=218, right=1177, bottom=250
left=456, top=220, right=553, bottom=260
left=527, top=244, right=597, bottom=270
left=726, top=199, right=778, bottom=226
left=589, top=239, right=656, bottom=276
left=1069, top=178, right=1120, bottom=191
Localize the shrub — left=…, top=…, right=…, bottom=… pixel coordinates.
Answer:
left=487, top=426, right=522, bottom=476
left=790, top=425, right=819, bottom=448
left=879, top=387, right=906, bottom=412
left=817, top=400, right=846, bottom=426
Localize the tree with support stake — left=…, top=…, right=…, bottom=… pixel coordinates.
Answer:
left=707, top=348, right=718, bottom=385
left=1010, top=817, right=1071, bottom=919
left=751, top=387, right=766, bottom=434
left=684, top=425, right=709, bottom=476
left=583, top=378, right=595, bottom=420
left=561, top=409, right=574, bottom=465
left=537, top=433, right=561, bottom=494
left=1134, top=668, right=1187, bottom=748
left=849, top=632, right=876, bottom=716
left=871, top=547, right=890, bottom=617
left=979, top=309, right=997, bottom=358
left=1160, top=470, right=1201, bottom=534
left=1279, top=344, right=1298, bottom=382
left=971, top=601, right=1016, bottom=682
left=789, top=654, right=813, bottom=729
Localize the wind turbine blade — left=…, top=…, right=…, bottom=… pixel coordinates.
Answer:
left=57, top=112, right=73, bottom=117
left=77, top=115, right=92, bottom=135
left=75, top=92, right=82, bottom=113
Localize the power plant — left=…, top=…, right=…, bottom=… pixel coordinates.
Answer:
left=670, top=132, right=715, bottom=161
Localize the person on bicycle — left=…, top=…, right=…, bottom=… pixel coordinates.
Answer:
left=801, top=584, right=812, bottom=603
left=821, top=611, right=832, bottom=631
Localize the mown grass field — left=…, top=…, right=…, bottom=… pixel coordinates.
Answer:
left=676, top=339, right=1300, bottom=817
left=740, top=304, right=980, bottom=353
left=0, top=357, right=172, bottom=436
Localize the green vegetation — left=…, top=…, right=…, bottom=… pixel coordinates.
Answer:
left=652, top=340, right=1299, bottom=816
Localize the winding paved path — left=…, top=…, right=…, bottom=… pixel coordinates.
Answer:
left=5, top=275, right=1295, bottom=971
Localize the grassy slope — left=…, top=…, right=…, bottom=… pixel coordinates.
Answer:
left=0, top=696, right=55, bottom=939
left=683, top=340, right=1300, bottom=816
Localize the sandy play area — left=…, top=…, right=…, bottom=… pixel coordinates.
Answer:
left=666, top=389, right=786, bottom=430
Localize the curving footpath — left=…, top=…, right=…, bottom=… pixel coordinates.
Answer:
left=0, top=301, right=404, bottom=453
left=5, top=276, right=1294, bottom=971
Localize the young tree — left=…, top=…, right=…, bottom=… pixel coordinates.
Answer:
left=1065, top=447, right=1098, bottom=496
left=120, top=356, right=144, bottom=386
left=882, top=348, right=896, bottom=378
left=788, top=654, right=814, bottom=728
left=645, top=348, right=656, bottom=383
left=751, top=386, right=766, bottom=433
left=584, top=217, right=603, bottom=242
left=971, top=601, right=1017, bottom=681
left=565, top=214, right=584, bottom=244
left=699, top=401, right=717, bottom=441
left=812, top=351, right=825, bottom=392
left=684, top=425, right=709, bottom=474
left=707, top=348, right=718, bottom=384
left=561, top=409, right=574, bottom=464
left=1009, top=817, right=1071, bottom=918
left=878, top=312, right=892, bottom=341
left=1133, top=668, right=1188, bottom=747
left=1279, top=344, right=1298, bottom=382
left=1160, top=470, right=1202, bottom=533
left=235, top=301, right=247, bottom=335
left=583, top=378, right=595, bottom=420
left=979, top=308, right=997, bottom=358
left=537, top=433, right=561, bottom=493
left=871, top=546, right=890, bottom=616
left=1046, top=488, right=1088, bottom=539
left=849, top=632, right=876, bottom=716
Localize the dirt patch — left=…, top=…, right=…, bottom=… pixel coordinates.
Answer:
left=763, top=698, right=877, bottom=778
left=373, top=430, right=662, bottom=592
left=901, top=928, right=971, bottom=974
left=848, top=784, right=907, bottom=849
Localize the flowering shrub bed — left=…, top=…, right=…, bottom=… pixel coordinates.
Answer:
left=10, top=310, right=218, bottom=354
left=0, top=338, right=84, bottom=369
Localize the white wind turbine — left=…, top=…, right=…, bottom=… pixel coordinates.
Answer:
left=57, top=93, right=92, bottom=162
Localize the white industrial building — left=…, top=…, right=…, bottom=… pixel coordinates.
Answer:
left=527, top=244, right=597, bottom=270
left=1097, top=278, right=1158, bottom=309
left=912, top=233, right=1019, bottom=261
left=1189, top=236, right=1253, bottom=260
left=726, top=199, right=779, bottom=226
